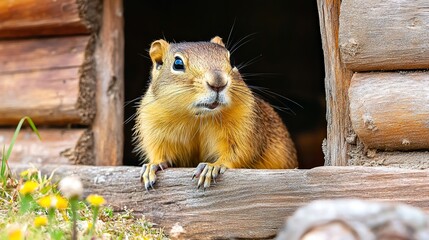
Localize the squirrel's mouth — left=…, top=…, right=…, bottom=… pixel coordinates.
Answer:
left=197, top=101, right=220, bottom=110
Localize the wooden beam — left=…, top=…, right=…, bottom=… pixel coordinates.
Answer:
left=9, top=165, right=429, bottom=239
left=349, top=72, right=429, bottom=151
left=339, top=0, right=429, bottom=71
left=0, top=36, right=96, bottom=125
left=317, top=0, right=353, bottom=166
left=0, top=0, right=101, bottom=38
left=92, top=0, right=124, bottom=166
left=1, top=129, right=93, bottom=165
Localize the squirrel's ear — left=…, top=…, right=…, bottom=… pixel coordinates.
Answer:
left=210, top=36, right=225, bottom=47
left=149, top=39, right=169, bottom=67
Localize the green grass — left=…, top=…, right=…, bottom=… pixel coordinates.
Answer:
left=1, top=116, right=40, bottom=184
left=0, top=117, right=168, bottom=239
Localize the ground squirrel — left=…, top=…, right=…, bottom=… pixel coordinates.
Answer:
left=134, top=36, right=297, bottom=190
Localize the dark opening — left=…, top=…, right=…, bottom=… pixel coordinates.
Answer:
left=123, top=0, right=325, bottom=168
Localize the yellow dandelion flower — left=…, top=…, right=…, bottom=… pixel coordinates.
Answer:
left=7, top=224, right=23, bottom=240
left=55, top=195, right=68, bottom=210
left=86, top=194, right=106, bottom=207
left=37, top=195, right=52, bottom=209
left=37, top=195, right=68, bottom=209
left=19, top=180, right=39, bottom=195
left=33, top=216, right=48, bottom=227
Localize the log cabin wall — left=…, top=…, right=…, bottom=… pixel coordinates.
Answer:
left=0, top=0, right=124, bottom=166
left=336, top=0, right=429, bottom=168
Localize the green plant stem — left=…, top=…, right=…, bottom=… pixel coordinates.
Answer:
left=70, top=197, right=79, bottom=240
left=91, top=206, right=100, bottom=236
left=1, top=145, right=7, bottom=185
left=47, top=208, right=56, bottom=238
left=48, top=208, right=55, bottom=223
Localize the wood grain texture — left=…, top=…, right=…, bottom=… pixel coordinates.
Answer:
left=317, top=0, right=354, bottom=166
left=339, top=0, right=429, bottom=71
left=0, top=0, right=101, bottom=38
left=0, top=129, right=94, bottom=165
left=349, top=72, right=429, bottom=151
left=9, top=165, right=429, bottom=239
left=92, top=0, right=124, bottom=166
left=0, top=36, right=96, bottom=125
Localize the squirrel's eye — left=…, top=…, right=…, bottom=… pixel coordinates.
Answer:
left=173, top=57, right=185, bottom=71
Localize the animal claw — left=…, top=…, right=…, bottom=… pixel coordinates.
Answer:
left=193, top=162, right=226, bottom=190
left=140, top=162, right=168, bottom=191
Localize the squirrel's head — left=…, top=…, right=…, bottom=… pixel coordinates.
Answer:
left=148, top=36, right=251, bottom=116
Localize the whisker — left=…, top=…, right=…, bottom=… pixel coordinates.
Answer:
left=138, top=53, right=150, bottom=60
left=229, top=32, right=258, bottom=54
left=240, top=72, right=283, bottom=78
left=248, top=85, right=303, bottom=109
left=124, top=96, right=142, bottom=107
left=226, top=18, right=237, bottom=49
left=230, top=88, right=253, bottom=107
left=236, top=54, right=263, bottom=70
left=271, top=105, right=296, bottom=115
left=137, top=87, right=194, bottom=109
left=246, top=86, right=299, bottom=115
left=230, top=36, right=257, bottom=55
left=125, top=112, right=138, bottom=125
left=251, top=90, right=296, bottom=115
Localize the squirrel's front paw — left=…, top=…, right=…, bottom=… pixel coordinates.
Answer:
left=192, top=162, right=227, bottom=189
left=140, top=163, right=168, bottom=190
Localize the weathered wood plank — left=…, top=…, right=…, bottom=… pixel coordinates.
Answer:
left=9, top=165, right=429, bottom=239
left=0, top=0, right=101, bottom=38
left=317, top=0, right=353, bottom=166
left=0, top=36, right=86, bottom=73
left=349, top=72, right=429, bottom=151
left=0, top=68, right=81, bottom=125
left=1, top=129, right=94, bottom=165
left=0, top=36, right=96, bottom=125
left=339, top=0, right=429, bottom=71
left=92, top=0, right=124, bottom=166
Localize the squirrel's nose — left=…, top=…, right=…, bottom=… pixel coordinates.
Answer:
left=207, top=82, right=227, bottom=92
left=206, top=71, right=227, bottom=92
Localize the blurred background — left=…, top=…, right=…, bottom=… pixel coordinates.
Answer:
left=123, top=0, right=326, bottom=168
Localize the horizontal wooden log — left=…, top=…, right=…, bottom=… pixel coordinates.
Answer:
left=349, top=72, right=429, bottom=151
left=1, top=129, right=94, bottom=165
left=0, top=0, right=101, bottom=38
left=9, top=165, right=429, bottom=239
left=339, top=0, right=429, bottom=71
left=0, top=36, right=96, bottom=125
